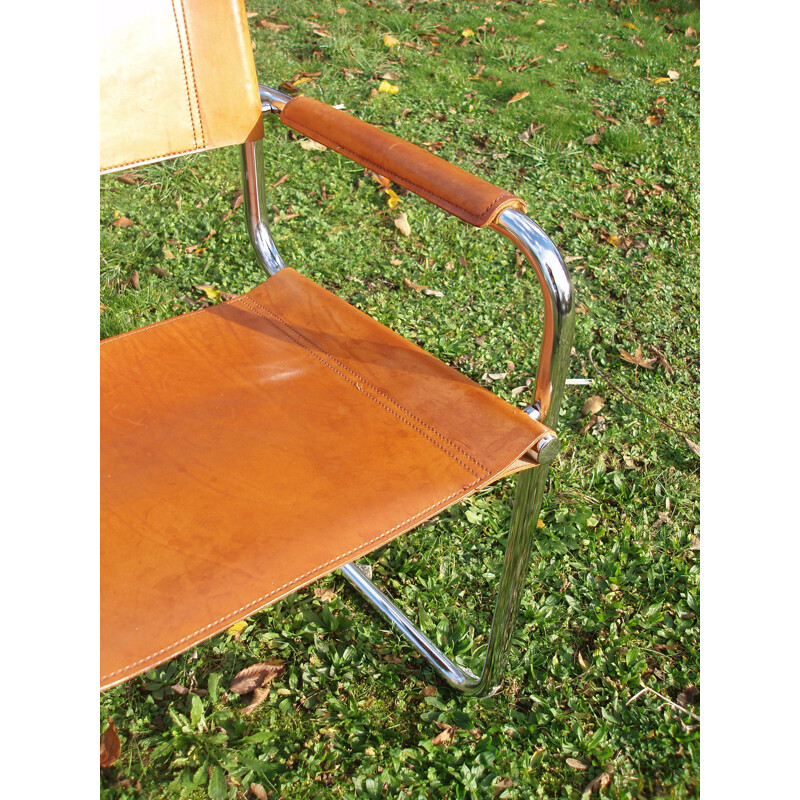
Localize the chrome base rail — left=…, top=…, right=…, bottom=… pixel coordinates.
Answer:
left=341, top=210, right=575, bottom=697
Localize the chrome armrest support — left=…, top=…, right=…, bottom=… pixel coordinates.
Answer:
left=492, top=209, right=575, bottom=428
left=243, top=86, right=577, bottom=696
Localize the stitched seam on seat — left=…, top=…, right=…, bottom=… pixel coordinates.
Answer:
left=283, top=110, right=513, bottom=226
left=239, top=293, right=490, bottom=475
left=170, top=0, right=201, bottom=150
left=234, top=295, right=485, bottom=478
left=100, top=482, right=480, bottom=683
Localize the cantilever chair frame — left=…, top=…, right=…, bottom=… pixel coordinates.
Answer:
left=235, top=85, right=576, bottom=697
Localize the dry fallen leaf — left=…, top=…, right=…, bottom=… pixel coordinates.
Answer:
left=250, top=783, right=269, bottom=800
left=630, top=34, right=645, bottom=47
left=685, top=26, right=698, bottom=38
left=229, top=662, right=285, bottom=695
left=314, top=587, right=337, bottom=602
left=644, top=115, right=662, bottom=126
left=432, top=722, right=456, bottom=747
left=584, top=132, right=602, bottom=145
left=507, top=90, right=530, bottom=106
left=536, top=18, right=545, bottom=25
left=554, top=43, right=568, bottom=51
left=584, top=768, right=614, bottom=796
left=591, top=162, right=611, bottom=174
left=258, top=20, right=289, bottom=31
left=403, top=277, right=425, bottom=292
left=243, top=686, right=271, bottom=715
left=394, top=212, right=411, bottom=237
left=383, top=33, right=399, bottom=47
left=231, top=189, right=244, bottom=210
left=300, top=138, right=328, bottom=151
left=566, top=758, right=589, bottom=771
left=667, top=69, right=680, bottom=80
left=494, top=777, right=514, bottom=795
left=587, top=64, right=609, bottom=75
left=100, top=717, right=121, bottom=768
left=112, top=216, right=134, bottom=228
left=125, top=271, right=140, bottom=291
left=226, top=619, right=248, bottom=638
left=273, top=173, right=290, bottom=187
left=619, top=346, right=657, bottom=368
left=623, top=188, right=634, bottom=203
left=581, top=395, right=606, bottom=416
left=194, top=284, right=221, bottom=301
left=683, top=436, right=701, bottom=457
left=421, top=685, right=437, bottom=697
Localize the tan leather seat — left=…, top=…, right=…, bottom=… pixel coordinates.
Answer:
left=100, top=268, right=553, bottom=689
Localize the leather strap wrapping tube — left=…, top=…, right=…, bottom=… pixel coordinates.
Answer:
left=280, top=97, right=527, bottom=228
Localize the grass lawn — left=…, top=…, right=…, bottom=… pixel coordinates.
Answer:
left=100, top=0, right=700, bottom=797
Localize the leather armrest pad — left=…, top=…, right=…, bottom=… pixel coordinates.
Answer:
left=280, top=96, right=527, bottom=227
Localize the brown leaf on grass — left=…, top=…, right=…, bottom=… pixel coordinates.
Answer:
left=683, top=436, right=701, bottom=457
left=619, top=346, right=657, bottom=368
left=587, top=64, right=609, bottom=75
left=394, top=212, right=411, bottom=236
left=250, top=783, right=269, bottom=800
left=403, top=277, right=426, bottom=292
left=579, top=414, right=599, bottom=435
left=507, top=91, right=530, bottom=106
left=581, top=395, right=606, bottom=416
left=536, top=18, right=546, bottom=25
left=116, top=172, right=146, bottom=186
left=314, top=587, right=337, bottom=602
left=125, top=271, right=140, bottom=290
left=100, top=717, right=121, bottom=768
left=623, top=188, right=634, bottom=204
left=258, top=20, right=289, bottom=31
left=518, top=120, right=545, bottom=141
left=667, top=69, right=680, bottom=80
left=566, top=758, right=589, bottom=771
left=594, top=109, right=622, bottom=125
left=242, top=686, right=271, bottom=715
left=273, top=173, right=290, bottom=187
left=591, top=162, right=611, bottom=174
left=432, top=721, right=456, bottom=747
left=644, top=115, right=662, bottom=126
left=685, top=26, right=698, bottom=38
left=630, top=35, right=645, bottom=47
left=231, top=189, right=244, bottom=210
left=494, top=777, right=514, bottom=795
left=229, top=662, right=285, bottom=695
left=150, top=266, right=171, bottom=278
left=584, top=132, right=602, bottom=145
left=649, top=346, right=675, bottom=375
left=421, top=685, right=437, bottom=697
left=554, top=43, right=568, bottom=51
left=584, top=768, right=614, bottom=796
left=112, top=216, right=134, bottom=228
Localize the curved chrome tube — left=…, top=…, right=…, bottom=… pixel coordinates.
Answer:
left=493, top=209, right=575, bottom=428
left=260, top=84, right=291, bottom=114
left=341, top=213, right=575, bottom=696
left=240, top=138, right=286, bottom=276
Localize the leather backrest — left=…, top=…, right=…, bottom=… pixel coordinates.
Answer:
left=100, top=0, right=263, bottom=174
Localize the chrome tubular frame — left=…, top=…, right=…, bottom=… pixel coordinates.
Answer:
left=245, top=86, right=575, bottom=696
left=341, top=212, right=574, bottom=696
